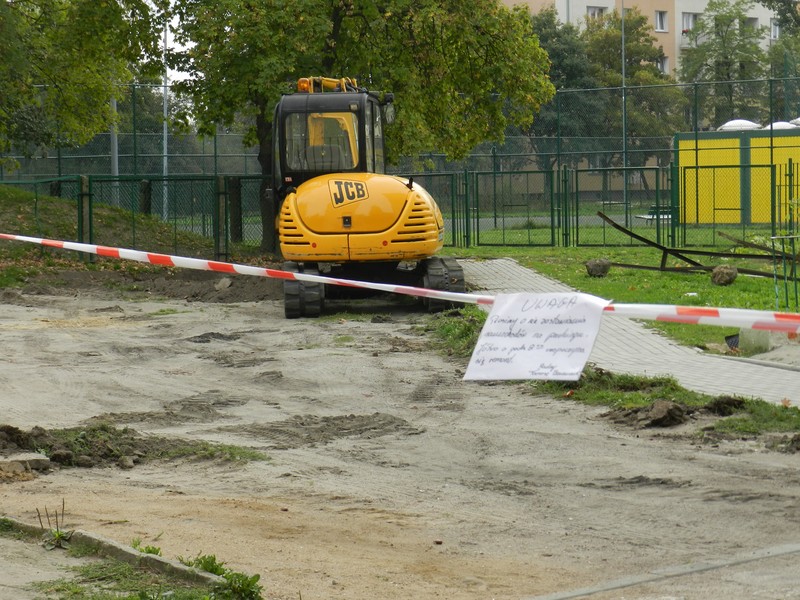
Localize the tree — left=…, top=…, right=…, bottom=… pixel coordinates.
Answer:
left=0, top=1, right=166, bottom=165
left=758, top=0, right=800, bottom=32
left=526, top=6, right=602, bottom=170
left=582, top=8, right=685, bottom=171
left=167, top=0, right=555, bottom=250
left=679, top=0, right=769, bottom=126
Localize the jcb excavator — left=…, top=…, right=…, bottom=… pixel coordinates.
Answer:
left=273, top=76, right=465, bottom=318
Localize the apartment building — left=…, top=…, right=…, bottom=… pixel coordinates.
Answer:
left=503, top=0, right=780, bottom=77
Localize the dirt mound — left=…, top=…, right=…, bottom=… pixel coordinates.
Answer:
left=20, top=267, right=284, bottom=303
left=0, top=422, right=259, bottom=471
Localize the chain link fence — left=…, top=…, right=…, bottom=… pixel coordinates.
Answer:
left=2, top=79, right=800, bottom=257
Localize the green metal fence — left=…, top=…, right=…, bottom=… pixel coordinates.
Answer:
left=3, top=165, right=795, bottom=256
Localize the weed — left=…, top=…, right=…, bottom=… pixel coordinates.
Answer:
left=426, top=305, right=487, bottom=357
left=180, top=554, right=264, bottom=599
left=37, top=500, right=74, bottom=550
left=132, top=538, right=163, bottom=556
left=179, top=553, right=227, bottom=575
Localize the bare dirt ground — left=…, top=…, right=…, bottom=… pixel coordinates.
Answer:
left=2, top=268, right=800, bottom=599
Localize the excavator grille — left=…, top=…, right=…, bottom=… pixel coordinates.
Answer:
left=391, top=196, right=441, bottom=243
left=279, top=204, right=310, bottom=247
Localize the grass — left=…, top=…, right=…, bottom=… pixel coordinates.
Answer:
left=427, top=303, right=800, bottom=439
left=4, top=421, right=268, bottom=466
left=0, top=183, right=274, bottom=289
left=34, top=555, right=261, bottom=599
left=0, top=518, right=265, bottom=599
left=444, top=244, right=793, bottom=351
left=2, top=186, right=798, bottom=440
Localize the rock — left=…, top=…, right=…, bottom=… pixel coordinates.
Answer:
left=49, top=449, right=74, bottom=464
left=214, top=277, right=233, bottom=291
left=117, top=456, right=135, bottom=470
left=640, top=400, right=687, bottom=427
left=75, top=455, right=95, bottom=468
left=711, top=265, right=737, bottom=286
left=0, top=453, right=51, bottom=471
left=585, top=258, right=611, bottom=278
left=0, top=460, right=28, bottom=474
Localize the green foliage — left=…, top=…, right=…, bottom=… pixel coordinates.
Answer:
left=713, top=399, right=800, bottom=434
left=132, top=538, right=163, bottom=556
left=0, top=183, right=218, bottom=279
left=679, top=0, right=768, bottom=125
left=577, top=8, right=685, bottom=168
left=168, top=0, right=555, bottom=167
left=179, top=553, right=228, bottom=576
left=180, top=554, right=264, bottom=599
left=760, top=0, right=800, bottom=31
left=427, top=305, right=488, bottom=357
left=37, top=500, right=74, bottom=551
left=1, top=1, right=166, bottom=160
left=214, top=571, right=263, bottom=600
left=527, top=7, right=602, bottom=170
left=159, top=441, right=267, bottom=463
left=6, top=421, right=266, bottom=467
left=35, top=558, right=213, bottom=599
left=583, top=8, right=668, bottom=88
left=532, top=365, right=714, bottom=409
left=0, top=518, right=13, bottom=533
left=453, top=245, right=778, bottom=351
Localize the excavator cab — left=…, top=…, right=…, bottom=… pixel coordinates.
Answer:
left=272, top=77, right=463, bottom=318
left=273, top=77, right=392, bottom=198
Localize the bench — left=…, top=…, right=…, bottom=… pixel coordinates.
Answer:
left=634, top=205, right=672, bottom=225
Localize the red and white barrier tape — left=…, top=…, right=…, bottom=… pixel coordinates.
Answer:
left=0, top=233, right=495, bottom=306
left=2, top=232, right=799, bottom=334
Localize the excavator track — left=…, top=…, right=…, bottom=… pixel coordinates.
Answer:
left=283, top=262, right=325, bottom=319
left=421, top=257, right=466, bottom=312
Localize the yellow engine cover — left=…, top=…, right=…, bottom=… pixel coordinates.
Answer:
left=279, top=173, right=445, bottom=262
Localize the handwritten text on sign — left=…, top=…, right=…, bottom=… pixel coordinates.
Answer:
left=464, top=293, right=609, bottom=381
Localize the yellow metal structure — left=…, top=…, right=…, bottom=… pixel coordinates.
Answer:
left=272, top=76, right=462, bottom=317
left=675, top=129, right=799, bottom=225
left=279, top=173, right=445, bottom=262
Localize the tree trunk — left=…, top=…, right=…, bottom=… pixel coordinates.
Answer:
left=256, top=103, right=277, bottom=254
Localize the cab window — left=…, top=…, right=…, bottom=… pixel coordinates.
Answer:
left=284, top=112, right=359, bottom=172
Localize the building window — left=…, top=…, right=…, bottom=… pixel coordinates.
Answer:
left=743, top=17, right=759, bottom=31
left=655, top=11, right=668, bottom=32
left=656, top=56, right=669, bottom=75
left=586, top=6, right=606, bottom=19
left=682, top=12, right=699, bottom=34
left=771, top=19, right=780, bottom=40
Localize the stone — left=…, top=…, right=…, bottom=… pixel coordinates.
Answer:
left=0, top=453, right=51, bottom=471
left=117, top=456, right=135, bottom=469
left=639, top=400, right=687, bottom=428
left=49, top=449, right=74, bottom=464
left=75, top=455, right=95, bottom=468
left=585, top=258, right=611, bottom=278
left=711, top=265, right=737, bottom=286
left=214, top=277, right=232, bottom=291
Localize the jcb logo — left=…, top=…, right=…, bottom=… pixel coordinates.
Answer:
left=329, top=180, right=369, bottom=207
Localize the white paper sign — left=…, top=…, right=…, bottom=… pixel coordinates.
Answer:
left=464, top=293, right=610, bottom=381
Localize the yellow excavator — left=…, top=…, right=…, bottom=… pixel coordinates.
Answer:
left=273, top=76, right=464, bottom=317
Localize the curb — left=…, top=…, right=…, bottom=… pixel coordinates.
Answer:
left=1, top=515, right=224, bottom=586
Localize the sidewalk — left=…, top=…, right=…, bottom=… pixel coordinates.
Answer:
left=463, top=258, right=799, bottom=406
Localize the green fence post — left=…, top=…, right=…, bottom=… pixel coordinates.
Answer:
left=138, top=179, right=152, bottom=215
left=464, top=169, right=472, bottom=248
left=228, top=176, right=243, bottom=243
left=561, top=167, right=570, bottom=247
left=214, top=176, right=228, bottom=261
left=78, top=175, right=93, bottom=262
